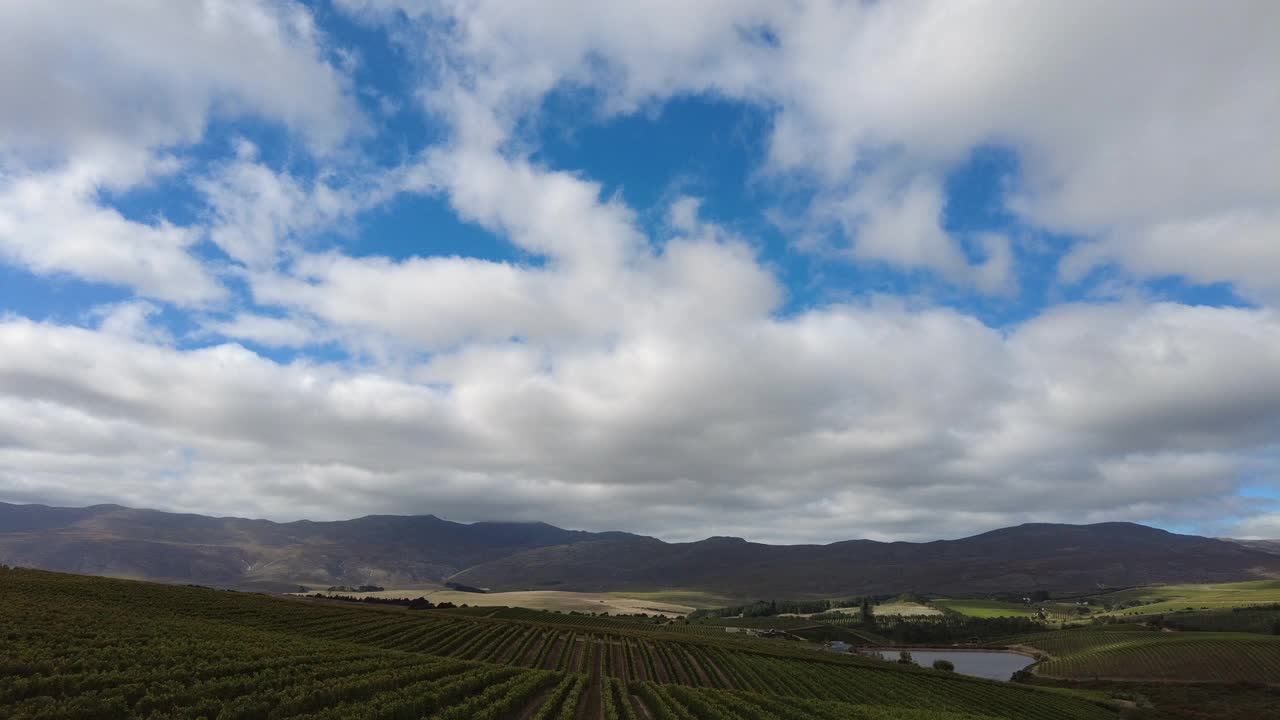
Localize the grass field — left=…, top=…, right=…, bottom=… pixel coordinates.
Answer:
left=1007, top=626, right=1280, bottom=685
left=934, top=600, right=1044, bottom=618
left=934, top=599, right=1081, bottom=621
left=936, top=582, right=1280, bottom=623
left=1, top=567, right=1120, bottom=719
left=1085, top=581, right=1280, bottom=617
left=301, top=588, right=696, bottom=616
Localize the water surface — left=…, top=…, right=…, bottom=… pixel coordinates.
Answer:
left=861, top=648, right=1035, bottom=681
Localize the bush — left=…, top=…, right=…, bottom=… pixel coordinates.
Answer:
left=897, top=650, right=914, bottom=665
left=932, top=659, right=955, bottom=672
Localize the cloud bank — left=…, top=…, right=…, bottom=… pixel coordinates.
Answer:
left=0, top=0, right=1277, bottom=542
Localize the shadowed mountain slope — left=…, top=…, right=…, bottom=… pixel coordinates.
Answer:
left=2, top=502, right=1277, bottom=597
left=0, top=502, right=634, bottom=591
left=1229, top=538, right=1280, bottom=556
left=450, top=522, right=1280, bottom=598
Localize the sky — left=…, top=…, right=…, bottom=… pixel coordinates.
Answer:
left=1, top=1, right=1278, bottom=544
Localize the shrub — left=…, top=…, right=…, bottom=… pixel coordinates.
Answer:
left=932, top=659, right=955, bottom=672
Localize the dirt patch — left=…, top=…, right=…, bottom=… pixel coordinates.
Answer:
left=543, top=636, right=566, bottom=670
left=576, top=643, right=603, bottom=720
left=567, top=634, right=586, bottom=672
left=627, top=638, right=649, bottom=683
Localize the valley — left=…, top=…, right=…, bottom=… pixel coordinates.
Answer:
left=4, top=504, right=1279, bottom=718
left=5, top=502, right=1278, bottom=598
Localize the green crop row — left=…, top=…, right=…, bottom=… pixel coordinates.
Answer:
left=0, top=567, right=1118, bottom=720
left=1009, top=627, right=1280, bottom=684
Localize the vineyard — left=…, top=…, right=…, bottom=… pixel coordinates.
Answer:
left=1162, top=604, right=1280, bottom=634
left=1007, top=627, right=1280, bottom=684
left=0, top=568, right=1122, bottom=719
left=1081, top=580, right=1280, bottom=619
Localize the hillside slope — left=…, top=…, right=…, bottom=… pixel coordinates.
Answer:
left=0, top=502, right=634, bottom=591
left=450, top=522, right=1280, bottom=598
left=0, top=567, right=1119, bottom=720
left=3, top=502, right=1277, bottom=597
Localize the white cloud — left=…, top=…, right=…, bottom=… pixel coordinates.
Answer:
left=418, top=144, right=646, bottom=274
left=196, top=154, right=382, bottom=269
left=200, top=313, right=317, bottom=349
left=2, top=298, right=1278, bottom=542
left=0, top=0, right=357, bottom=159
left=354, top=0, right=1280, bottom=294
left=0, top=155, right=223, bottom=305
left=0, top=0, right=1277, bottom=544
left=828, top=174, right=1015, bottom=292
left=1063, top=209, right=1280, bottom=302
left=251, top=187, right=778, bottom=354
left=1232, top=514, right=1280, bottom=540
left=0, top=0, right=360, bottom=300
left=89, top=301, right=174, bottom=346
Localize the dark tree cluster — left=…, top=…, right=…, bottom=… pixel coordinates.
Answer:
left=874, top=614, right=1045, bottom=644
left=690, top=596, right=885, bottom=619
left=311, top=593, right=435, bottom=609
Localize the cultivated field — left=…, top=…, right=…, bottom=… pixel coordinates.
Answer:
left=934, top=600, right=1044, bottom=618
left=0, top=567, right=1119, bottom=719
left=1084, top=580, right=1280, bottom=617
left=304, top=588, right=696, bottom=616
left=608, top=590, right=745, bottom=610
left=874, top=602, right=943, bottom=617
left=1007, top=626, right=1280, bottom=685
left=1162, top=604, right=1280, bottom=634
left=935, top=582, right=1280, bottom=623
left=934, top=599, right=1081, bottom=621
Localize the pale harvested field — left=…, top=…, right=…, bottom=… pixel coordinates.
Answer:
left=299, top=588, right=695, bottom=616
left=779, top=602, right=943, bottom=618
left=872, top=602, right=942, bottom=616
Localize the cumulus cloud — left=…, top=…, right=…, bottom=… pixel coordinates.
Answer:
left=196, top=148, right=392, bottom=270
left=2, top=297, right=1278, bottom=542
left=1233, top=514, right=1280, bottom=541
left=89, top=301, right=174, bottom=346
left=0, top=0, right=360, bottom=299
left=0, top=155, right=223, bottom=305
left=0, top=0, right=357, bottom=158
left=0, top=0, right=1277, bottom=544
left=250, top=187, right=779, bottom=355
left=199, top=313, right=317, bottom=349
left=351, top=0, right=1280, bottom=294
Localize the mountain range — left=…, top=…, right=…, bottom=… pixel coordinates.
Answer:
left=2, top=502, right=1277, bottom=598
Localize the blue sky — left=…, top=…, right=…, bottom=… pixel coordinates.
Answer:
left=0, top=1, right=1277, bottom=543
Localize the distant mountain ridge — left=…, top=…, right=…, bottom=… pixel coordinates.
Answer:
left=0, top=502, right=636, bottom=592
left=1227, top=538, right=1280, bottom=556
left=2, top=502, right=1277, bottom=597
left=452, top=521, right=1280, bottom=597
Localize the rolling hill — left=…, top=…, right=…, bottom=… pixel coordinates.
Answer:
left=0, top=502, right=635, bottom=591
left=2, top=502, right=1277, bottom=597
left=451, top=522, right=1280, bottom=598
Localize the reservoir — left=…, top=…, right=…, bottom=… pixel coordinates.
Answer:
left=861, top=648, right=1036, bottom=681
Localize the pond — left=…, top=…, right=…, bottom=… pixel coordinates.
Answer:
left=860, top=648, right=1036, bottom=681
